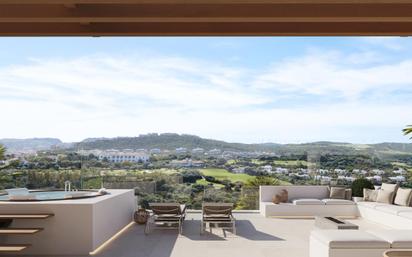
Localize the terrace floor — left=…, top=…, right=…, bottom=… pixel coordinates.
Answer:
left=19, top=212, right=389, bottom=257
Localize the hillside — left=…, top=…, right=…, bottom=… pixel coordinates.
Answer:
left=0, top=138, right=63, bottom=152
left=1, top=134, right=411, bottom=159
left=74, top=134, right=412, bottom=159
left=76, top=133, right=279, bottom=152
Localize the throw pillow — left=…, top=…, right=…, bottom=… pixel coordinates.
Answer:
left=280, top=189, right=288, bottom=203
left=394, top=188, right=412, bottom=206
left=363, top=188, right=378, bottom=202
left=345, top=188, right=352, bottom=200
left=376, top=190, right=394, bottom=204
left=381, top=183, right=399, bottom=203
left=329, top=187, right=346, bottom=199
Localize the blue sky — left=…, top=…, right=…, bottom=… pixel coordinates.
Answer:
left=0, top=37, right=412, bottom=144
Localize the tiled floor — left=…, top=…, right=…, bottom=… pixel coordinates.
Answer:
left=92, top=213, right=387, bottom=257
left=10, top=213, right=387, bottom=257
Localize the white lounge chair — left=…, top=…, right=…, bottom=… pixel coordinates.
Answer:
left=201, top=202, right=236, bottom=235
left=146, top=203, right=186, bottom=235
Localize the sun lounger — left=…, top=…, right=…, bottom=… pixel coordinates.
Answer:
left=145, top=203, right=186, bottom=235
left=201, top=202, right=236, bottom=235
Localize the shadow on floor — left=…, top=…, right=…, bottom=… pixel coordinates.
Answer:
left=235, top=220, right=285, bottom=241
left=183, top=219, right=284, bottom=241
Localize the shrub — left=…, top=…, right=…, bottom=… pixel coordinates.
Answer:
left=351, top=178, right=374, bottom=197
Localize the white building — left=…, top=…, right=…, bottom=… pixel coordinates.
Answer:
left=273, top=167, right=289, bottom=174
left=232, top=167, right=245, bottom=174
left=372, top=169, right=385, bottom=175
left=207, top=149, right=221, bottom=156
left=334, top=168, right=346, bottom=174
left=175, top=147, right=187, bottom=154
left=262, top=165, right=272, bottom=173
left=393, top=168, right=406, bottom=175
left=192, top=148, right=204, bottom=154
left=98, top=151, right=149, bottom=163
left=366, top=175, right=382, bottom=182
left=150, top=148, right=161, bottom=154
left=388, top=175, right=406, bottom=183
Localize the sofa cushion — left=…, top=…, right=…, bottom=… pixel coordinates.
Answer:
left=381, top=183, right=399, bottom=203
left=356, top=201, right=386, bottom=209
left=367, top=229, right=412, bottom=248
left=329, top=187, right=346, bottom=199
left=394, top=188, right=412, bottom=206
left=363, top=188, right=378, bottom=202
left=398, top=211, right=412, bottom=220
left=374, top=204, right=412, bottom=215
left=322, top=199, right=355, bottom=205
left=292, top=199, right=325, bottom=205
left=311, top=230, right=390, bottom=249
left=376, top=190, right=394, bottom=204
left=345, top=188, right=352, bottom=200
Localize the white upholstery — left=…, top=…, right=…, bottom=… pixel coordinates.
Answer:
left=367, top=230, right=412, bottom=249
left=356, top=201, right=386, bottom=209
left=374, top=205, right=412, bottom=215
left=260, top=202, right=359, bottom=217
left=322, top=199, right=356, bottom=205
left=260, top=185, right=330, bottom=202
left=259, top=186, right=358, bottom=217
left=293, top=199, right=325, bottom=205
left=357, top=203, right=412, bottom=230
left=311, top=230, right=390, bottom=249
left=398, top=211, right=412, bottom=220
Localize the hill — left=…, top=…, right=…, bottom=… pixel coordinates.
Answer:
left=76, top=133, right=279, bottom=152
left=0, top=138, right=63, bottom=152
left=75, top=134, right=412, bottom=159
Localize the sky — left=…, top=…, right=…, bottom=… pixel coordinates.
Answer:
left=0, top=37, right=412, bottom=144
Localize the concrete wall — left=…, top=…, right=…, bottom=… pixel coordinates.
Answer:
left=0, top=189, right=134, bottom=255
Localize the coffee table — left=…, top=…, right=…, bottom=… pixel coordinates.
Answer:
left=315, top=216, right=359, bottom=230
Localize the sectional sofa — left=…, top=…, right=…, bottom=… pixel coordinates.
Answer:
left=259, top=186, right=358, bottom=217
left=259, top=185, right=412, bottom=257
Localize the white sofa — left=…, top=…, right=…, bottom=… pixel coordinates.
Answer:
left=310, top=229, right=412, bottom=257
left=357, top=201, right=412, bottom=229
left=260, top=186, right=358, bottom=217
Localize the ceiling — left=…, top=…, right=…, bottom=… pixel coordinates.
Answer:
left=0, top=0, right=412, bottom=36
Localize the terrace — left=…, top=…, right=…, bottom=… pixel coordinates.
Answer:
left=1, top=1, right=412, bottom=257
left=2, top=185, right=412, bottom=257
left=87, top=213, right=387, bottom=257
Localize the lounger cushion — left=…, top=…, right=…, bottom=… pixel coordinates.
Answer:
left=398, top=211, right=412, bottom=220
left=367, top=229, right=412, bottom=248
left=322, top=199, right=355, bottom=205
left=292, top=199, right=325, bottom=205
left=311, top=230, right=390, bottom=249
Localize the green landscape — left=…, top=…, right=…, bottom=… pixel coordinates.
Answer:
left=1, top=133, right=412, bottom=209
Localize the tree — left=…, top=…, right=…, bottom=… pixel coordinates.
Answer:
left=403, top=125, right=412, bottom=139
left=245, top=176, right=281, bottom=187
left=0, top=144, right=5, bottom=160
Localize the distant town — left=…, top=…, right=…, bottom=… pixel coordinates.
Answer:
left=1, top=134, right=411, bottom=209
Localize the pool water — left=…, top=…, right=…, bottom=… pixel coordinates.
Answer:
left=0, top=190, right=101, bottom=201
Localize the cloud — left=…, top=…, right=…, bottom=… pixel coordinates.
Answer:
left=360, top=37, right=406, bottom=51
left=0, top=49, right=411, bottom=143
left=253, top=50, right=412, bottom=100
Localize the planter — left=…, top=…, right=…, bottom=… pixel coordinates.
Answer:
left=134, top=208, right=150, bottom=224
